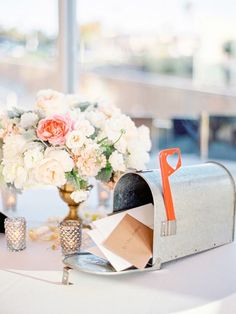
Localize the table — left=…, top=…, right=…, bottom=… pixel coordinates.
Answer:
left=1, top=171, right=236, bottom=314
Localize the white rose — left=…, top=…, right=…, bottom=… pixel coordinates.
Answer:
left=70, top=190, right=89, bottom=203
left=114, top=137, right=128, bottom=154
left=126, top=125, right=151, bottom=170
left=109, top=151, right=126, bottom=172
left=66, top=130, right=86, bottom=154
left=65, top=94, right=80, bottom=108
left=103, top=118, right=122, bottom=143
left=85, top=110, right=106, bottom=129
left=2, top=162, right=18, bottom=183
left=35, top=158, right=66, bottom=187
left=35, top=89, right=67, bottom=116
left=3, top=134, right=27, bottom=161
left=45, top=148, right=74, bottom=172
left=20, top=112, right=38, bottom=129
left=22, top=169, right=40, bottom=189
left=127, top=148, right=150, bottom=170
left=68, top=108, right=83, bottom=121
left=14, top=166, right=28, bottom=189
left=137, top=125, right=151, bottom=152
left=24, top=143, right=44, bottom=169
left=74, top=119, right=95, bottom=137
left=99, top=103, right=121, bottom=118
left=103, top=115, right=136, bottom=149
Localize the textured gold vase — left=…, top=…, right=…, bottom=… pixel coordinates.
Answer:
left=58, top=184, right=83, bottom=222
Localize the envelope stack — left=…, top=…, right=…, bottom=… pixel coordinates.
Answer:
left=87, top=204, right=154, bottom=271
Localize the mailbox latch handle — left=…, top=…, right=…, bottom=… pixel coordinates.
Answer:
left=159, top=148, right=182, bottom=236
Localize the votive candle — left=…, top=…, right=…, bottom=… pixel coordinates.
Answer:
left=1, top=187, right=17, bottom=211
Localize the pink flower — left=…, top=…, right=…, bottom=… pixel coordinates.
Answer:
left=36, top=114, right=73, bottom=145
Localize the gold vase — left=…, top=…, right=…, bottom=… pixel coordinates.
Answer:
left=58, top=184, right=83, bottom=222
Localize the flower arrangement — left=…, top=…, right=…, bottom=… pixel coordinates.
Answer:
left=0, top=89, right=151, bottom=203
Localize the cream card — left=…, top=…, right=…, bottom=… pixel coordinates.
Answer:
left=103, top=214, right=153, bottom=269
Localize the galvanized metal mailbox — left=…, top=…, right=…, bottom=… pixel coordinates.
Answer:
left=113, top=164, right=235, bottom=272
left=63, top=149, right=235, bottom=275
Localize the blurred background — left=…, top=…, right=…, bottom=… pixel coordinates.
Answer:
left=0, top=0, right=236, bottom=161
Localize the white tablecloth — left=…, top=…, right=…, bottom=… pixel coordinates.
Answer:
left=1, top=183, right=236, bottom=313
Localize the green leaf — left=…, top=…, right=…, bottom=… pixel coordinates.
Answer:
left=98, top=129, right=125, bottom=159
left=89, top=127, right=100, bottom=140
left=7, top=107, right=25, bottom=119
left=77, top=101, right=97, bottom=112
left=96, top=162, right=113, bottom=182
left=79, top=178, right=89, bottom=190
left=65, top=170, right=89, bottom=190
left=78, top=102, right=90, bottom=112
left=102, top=144, right=115, bottom=159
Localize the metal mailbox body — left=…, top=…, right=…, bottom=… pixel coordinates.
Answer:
left=113, top=162, right=235, bottom=270
left=63, top=162, right=236, bottom=275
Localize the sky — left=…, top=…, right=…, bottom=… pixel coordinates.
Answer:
left=0, top=0, right=236, bottom=35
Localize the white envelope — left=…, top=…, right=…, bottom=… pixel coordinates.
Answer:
left=91, top=203, right=154, bottom=235
left=87, top=203, right=154, bottom=271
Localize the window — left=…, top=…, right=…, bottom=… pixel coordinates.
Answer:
left=0, top=0, right=58, bottom=107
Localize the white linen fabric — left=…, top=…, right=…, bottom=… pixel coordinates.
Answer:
left=1, top=181, right=236, bottom=313
left=1, top=234, right=236, bottom=313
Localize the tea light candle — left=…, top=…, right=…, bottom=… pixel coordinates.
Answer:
left=59, top=220, right=82, bottom=256
left=100, top=190, right=109, bottom=201
left=1, top=187, right=17, bottom=211
left=6, top=195, right=16, bottom=207
left=4, top=217, right=26, bottom=251
left=97, top=182, right=112, bottom=210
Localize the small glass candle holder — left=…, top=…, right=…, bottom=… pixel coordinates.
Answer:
left=4, top=217, right=26, bottom=252
left=59, top=220, right=82, bottom=256
left=97, top=181, right=113, bottom=212
left=1, top=186, right=17, bottom=211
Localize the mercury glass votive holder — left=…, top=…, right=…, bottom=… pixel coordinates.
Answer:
left=59, top=220, right=82, bottom=256
left=4, top=217, right=26, bottom=252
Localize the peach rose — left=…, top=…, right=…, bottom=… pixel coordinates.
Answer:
left=36, top=114, right=73, bottom=145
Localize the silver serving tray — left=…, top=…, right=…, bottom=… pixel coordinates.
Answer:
left=63, top=252, right=156, bottom=276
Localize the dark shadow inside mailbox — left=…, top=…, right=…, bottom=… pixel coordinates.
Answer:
left=114, top=173, right=154, bottom=212
left=113, top=163, right=235, bottom=272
